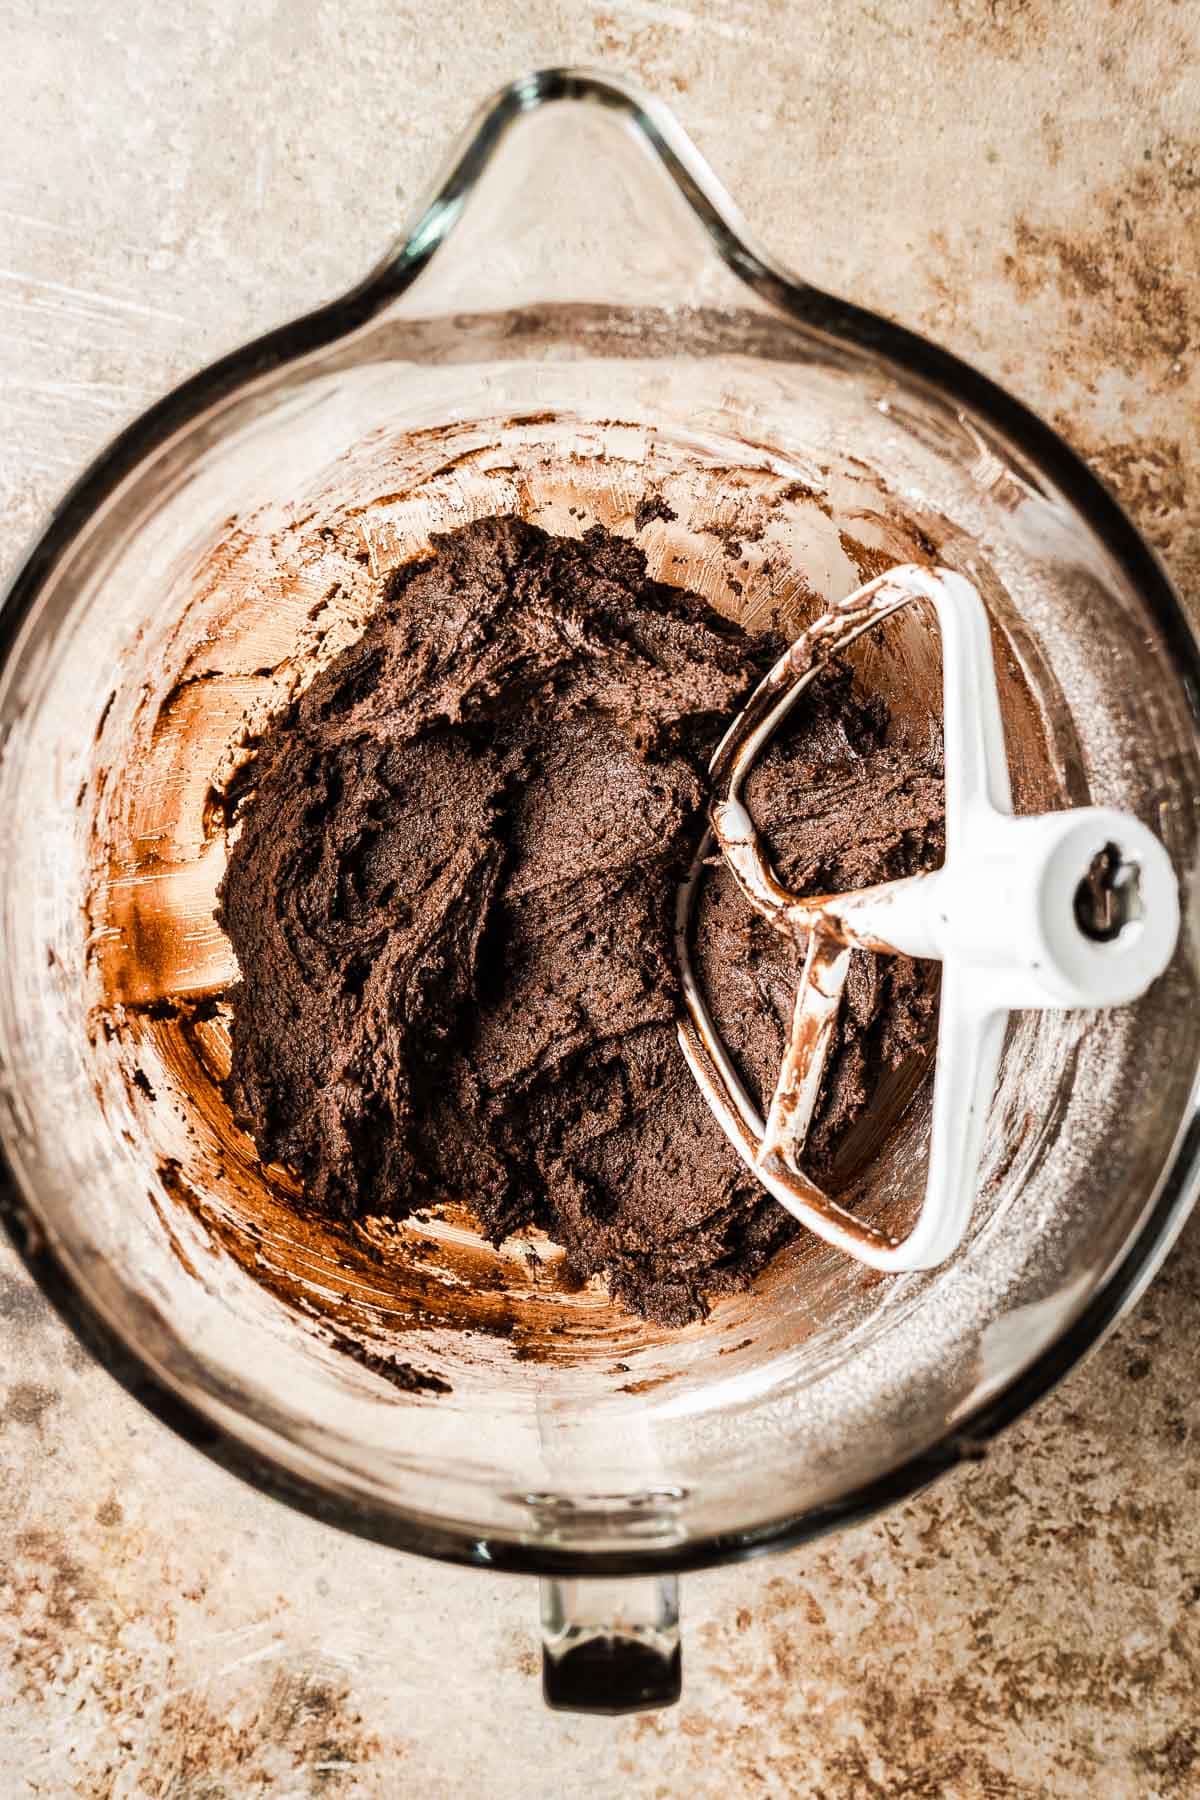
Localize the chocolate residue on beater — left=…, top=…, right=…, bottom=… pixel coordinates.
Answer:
left=217, top=516, right=944, bottom=1326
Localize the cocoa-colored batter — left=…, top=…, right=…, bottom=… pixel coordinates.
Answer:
left=217, top=517, right=944, bottom=1325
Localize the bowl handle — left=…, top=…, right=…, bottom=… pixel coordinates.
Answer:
left=379, top=71, right=755, bottom=325
left=539, top=1575, right=681, bottom=1714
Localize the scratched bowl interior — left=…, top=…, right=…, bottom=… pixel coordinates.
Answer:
left=2, top=313, right=1199, bottom=1556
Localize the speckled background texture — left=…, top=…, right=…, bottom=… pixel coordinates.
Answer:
left=2, top=1, right=1198, bottom=1794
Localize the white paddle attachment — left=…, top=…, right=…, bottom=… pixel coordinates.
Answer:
left=676, top=566, right=1179, bottom=1272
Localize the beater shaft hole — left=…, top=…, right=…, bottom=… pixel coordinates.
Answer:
left=1075, top=842, right=1144, bottom=943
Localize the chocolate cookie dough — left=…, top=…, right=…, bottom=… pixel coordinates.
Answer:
left=217, top=516, right=944, bottom=1326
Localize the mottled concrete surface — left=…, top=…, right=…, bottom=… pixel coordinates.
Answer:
left=2, top=1, right=1199, bottom=1794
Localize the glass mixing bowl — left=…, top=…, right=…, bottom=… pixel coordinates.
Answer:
left=2, top=70, right=1199, bottom=1713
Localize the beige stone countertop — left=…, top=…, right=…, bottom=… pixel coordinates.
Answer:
left=1, top=1, right=1198, bottom=1793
